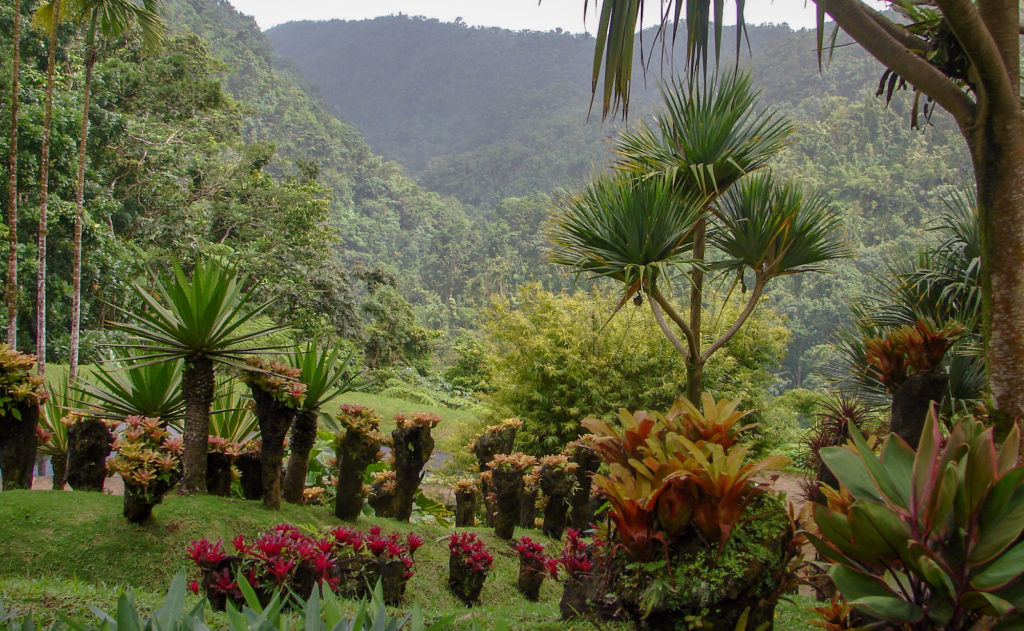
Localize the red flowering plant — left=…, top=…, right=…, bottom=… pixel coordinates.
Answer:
left=108, top=416, right=183, bottom=523
left=448, top=532, right=493, bottom=605
left=551, top=528, right=604, bottom=581
left=513, top=536, right=554, bottom=601
left=329, top=524, right=420, bottom=604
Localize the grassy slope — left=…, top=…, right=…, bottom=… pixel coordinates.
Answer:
left=0, top=491, right=818, bottom=629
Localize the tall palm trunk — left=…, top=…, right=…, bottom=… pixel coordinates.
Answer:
left=181, top=355, right=213, bottom=494
left=36, top=0, right=61, bottom=377
left=69, top=15, right=99, bottom=380
left=5, top=0, right=22, bottom=347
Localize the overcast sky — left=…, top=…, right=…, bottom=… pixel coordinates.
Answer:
left=229, top=0, right=823, bottom=33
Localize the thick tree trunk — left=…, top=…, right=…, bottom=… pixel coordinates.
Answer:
left=235, top=451, right=263, bottom=499
left=455, top=489, right=477, bottom=527
left=181, top=356, right=214, bottom=494
left=391, top=423, right=434, bottom=521
left=51, top=452, right=67, bottom=490
left=5, top=1, right=21, bottom=346
left=35, top=3, right=60, bottom=377
left=249, top=385, right=297, bottom=510
left=282, top=409, right=317, bottom=505
left=568, top=446, right=601, bottom=530
left=205, top=452, right=233, bottom=497
left=972, top=110, right=1024, bottom=435
left=69, top=31, right=99, bottom=380
left=685, top=360, right=704, bottom=408
left=334, top=429, right=381, bottom=521
left=890, top=372, right=948, bottom=446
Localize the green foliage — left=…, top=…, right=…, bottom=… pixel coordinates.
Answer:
left=809, top=413, right=1024, bottom=630
left=482, top=284, right=787, bottom=454
left=0, top=344, right=45, bottom=418
left=208, top=378, right=258, bottom=445
left=74, top=353, right=185, bottom=424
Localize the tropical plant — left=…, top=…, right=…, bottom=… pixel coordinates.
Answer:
left=0, top=344, right=44, bottom=488
left=208, top=377, right=259, bottom=445
left=241, top=356, right=304, bottom=509
left=548, top=71, right=846, bottom=403
left=282, top=340, right=366, bottom=505
left=391, top=412, right=440, bottom=522
left=809, top=412, right=1024, bottom=630
left=38, top=374, right=75, bottom=489
left=447, top=532, right=493, bottom=606
left=109, top=258, right=285, bottom=494
left=333, top=404, right=384, bottom=521
left=586, top=0, right=1024, bottom=434
left=108, top=415, right=182, bottom=522
left=65, top=0, right=165, bottom=378
left=75, top=353, right=185, bottom=425
left=513, top=536, right=553, bottom=602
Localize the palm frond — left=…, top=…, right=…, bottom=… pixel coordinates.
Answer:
left=284, top=340, right=369, bottom=413
left=74, top=353, right=185, bottom=424
left=208, top=377, right=258, bottom=445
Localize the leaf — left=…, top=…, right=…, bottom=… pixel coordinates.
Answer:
left=819, top=446, right=884, bottom=503
left=972, top=539, right=1024, bottom=591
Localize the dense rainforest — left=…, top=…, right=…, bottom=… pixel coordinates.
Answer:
left=1, top=0, right=971, bottom=404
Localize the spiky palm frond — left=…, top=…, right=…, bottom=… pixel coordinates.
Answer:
left=711, top=171, right=848, bottom=278
left=613, top=71, right=793, bottom=199
left=547, top=172, right=702, bottom=290
left=109, top=259, right=287, bottom=369
left=38, top=374, right=77, bottom=457
left=284, top=340, right=368, bottom=415
left=74, top=353, right=184, bottom=425
left=70, top=0, right=165, bottom=50
left=208, top=378, right=258, bottom=445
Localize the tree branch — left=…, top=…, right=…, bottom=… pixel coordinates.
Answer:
left=700, top=274, right=766, bottom=363
left=975, top=0, right=1021, bottom=102
left=649, top=297, right=690, bottom=359
left=819, top=0, right=976, bottom=126
left=860, top=5, right=933, bottom=53
left=650, top=285, right=699, bottom=360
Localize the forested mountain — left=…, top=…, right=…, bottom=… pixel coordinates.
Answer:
left=266, top=15, right=971, bottom=387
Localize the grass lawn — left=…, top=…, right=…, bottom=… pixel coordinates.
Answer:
left=0, top=491, right=819, bottom=629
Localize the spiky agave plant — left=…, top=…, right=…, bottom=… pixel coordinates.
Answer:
left=74, top=352, right=185, bottom=427
left=281, top=340, right=367, bottom=505
left=109, top=258, right=286, bottom=494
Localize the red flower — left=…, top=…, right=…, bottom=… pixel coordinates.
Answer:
left=209, top=569, right=239, bottom=597
left=267, top=557, right=296, bottom=584
left=232, top=534, right=253, bottom=555
left=186, top=537, right=227, bottom=568
left=406, top=532, right=424, bottom=553
left=188, top=581, right=200, bottom=595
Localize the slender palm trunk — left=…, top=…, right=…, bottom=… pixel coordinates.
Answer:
left=69, top=18, right=98, bottom=380
left=5, top=1, right=21, bottom=347
left=36, top=1, right=61, bottom=376
left=181, top=355, right=214, bottom=494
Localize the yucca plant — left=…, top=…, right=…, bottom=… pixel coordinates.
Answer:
left=110, top=258, right=285, bottom=494
left=38, top=374, right=75, bottom=489
left=74, top=352, right=185, bottom=427
left=281, top=340, right=366, bottom=505
left=809, top=412, right=1024, bottom=630
left=549, top=70, right=845, bottom=403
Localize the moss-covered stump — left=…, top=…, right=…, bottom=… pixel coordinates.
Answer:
left=890, top=372, right=948, bottom=446
left=471, top=419, right=520, bottom=527
left=205, top=452, right=234, bottom=497
left=540, top=455, right=576, bottom=540
left=391, top=413, right=440, bottom=522
left=368, top=470, right=396, bottom=518
left=453, top=479, right=479, bottom=527
left=283, top=409, right=318, bottom=505
left=566, top=441, right=601, bottom=530
left=123, top=477, right=178, bottom=524
left=0, top=401, right=38, bottom=490
left=235, top=449, right=263, bottom=499
left=334, top=406, right=384, bottom=521
left=519, top=487, right=538, bottom=529
left=616, top=495, right=793, bottom=631
left=249, top=386, right=298, bottom=510
left=51, top=452, right=68, bottom=490
left=65, top=419, right=112, bottom=492
left=488, top=453, right=535, bottom=540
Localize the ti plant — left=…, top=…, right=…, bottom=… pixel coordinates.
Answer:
left=809, top=411, right=1024, bottom=630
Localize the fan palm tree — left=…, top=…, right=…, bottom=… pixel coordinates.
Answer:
left=110, top=258, right=285, bottom=494
left=6, top=0, right=23, bottom=347
left=281, top=340, right=366, bottom=505
left=550, top=156, right=846, bottom=403
left=66, top=0, right=164, bottom=379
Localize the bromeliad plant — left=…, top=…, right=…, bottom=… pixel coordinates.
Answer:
left=550, top=528, right=607, bottom=621
left=539, top=454, right=578, bottom=539
left=108, top=416, right=183, bottom=523
left=453, top=478, right=479, bottom=527
left=0, top=344, right=45, bottom=489
left=513, top=537, right=553, bottom=602
left=582, top=394, right=793, bottom=629
left=809, top=411, right=1024, bottom=630
left=447, top=532, right=493, bottom=606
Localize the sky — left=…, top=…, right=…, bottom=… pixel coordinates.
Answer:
left=229, top=0, right=823, bottom=33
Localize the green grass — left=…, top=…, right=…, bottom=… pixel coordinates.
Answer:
left=0, top=491, right=820, bottom=629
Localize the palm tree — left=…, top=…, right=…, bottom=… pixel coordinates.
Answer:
left=281, top=340, right=365, bottom=504
left=549, top=75, right=846, bottom=401
left=32, top=0, right=65, bottom=376
left=5, top=0, right=23, bottom=347
left=110, top=259, right=285, bottom=494
left=67, top=0, right=164, bottom=380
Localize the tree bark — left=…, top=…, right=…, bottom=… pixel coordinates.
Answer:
left=69, top=20, right=99, bottom=380
left=687, top=217, right=706, bottom=405
left=5, top=0, right=21, bottom=347
left=685, top=359, right=704, bottom=408
left=35, top=1, right=60, bottom=377
left=181, top=355, right=214, bottom=494
left=282, top=409, right=317, bottom=505
left=249, top=385, right=297, bottom=510
left=0, top=401, right=37, bottom=489
left=890, top=372, right=948, bottom=446
left=65, top=418, right=111, bottom=491
left=51, top=452, right=67, bottom=490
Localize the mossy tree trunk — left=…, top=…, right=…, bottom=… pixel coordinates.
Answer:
left=249, top=385, right=297, bottom=510
left=492, top=467, right=524, bottom=540
left=455, top=489, right=477, bottom=527
left=568, top=446, right=601, bottom=530
left=334, top=429, right=381, bottom=521
left=890, top=372, right=948, bottom=447
left=181, top=355, right=214, bottom=494
left=205, top=452, right=233, bottom=497
left=65, top=418, right=112, bottom=491
left=541, top=464, right=573, bottom=539
left=392, top=424, right=434, bottom=521
left=519, top=487, right=538, bottom=529
left=283, top=410, right=318, bottom=505
left=235, top=451, right=263, bottom=499
left=51, top=452, right=67, bottom=490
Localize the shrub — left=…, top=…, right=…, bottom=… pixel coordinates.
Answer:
left=0, top=344, right=45, bottom=489
left=512, top=537, right=552, bottom=602
left=108, top=416, right=183, bottom=523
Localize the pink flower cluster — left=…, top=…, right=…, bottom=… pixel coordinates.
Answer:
left=513, top=536, right=556, bottom=576
left=448, top=532, right=494, bottom=574
left=551, top=529, right=605, bottom=579
left=331, top=525, right=421, bottom=579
